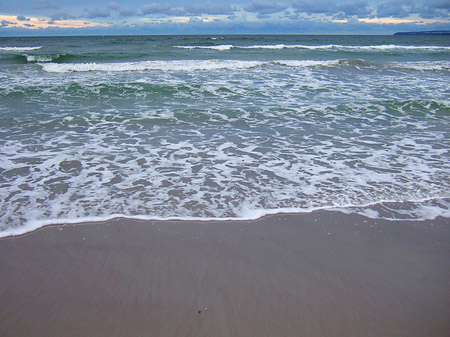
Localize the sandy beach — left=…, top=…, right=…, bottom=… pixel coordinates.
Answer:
left=1, top=211, right=449, bottom=337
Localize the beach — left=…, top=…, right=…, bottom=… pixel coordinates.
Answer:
left=1, top=211, right=449, bottom=337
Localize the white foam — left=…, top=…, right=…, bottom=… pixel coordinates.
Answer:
left=390, top=61, right=450, bottom=71
left=2, top=51, right=450, bottom=238
left=2, top=197, right=448, bottom=238
left=175, top=44, right=327, bottom=50
left=242, top=44, right=288, bottom=49
left=38, top=59, right=347, bottom=73
left=39, top=60, right=264, bottom=73
left=175, top=44, right=233, bottom=51
left=176, top=44, right=450, bottom=52
left=0, top=46, right=42, bottom=51
left=26, top=54, right=55, bottom=62
left=274, top=60, right=339, bottom=67
left=355, top=44, right=450, bottom=51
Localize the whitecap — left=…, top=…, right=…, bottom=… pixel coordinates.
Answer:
left=175, top=44, right=233, bottom=51
left=390, top=61, right=450, bottom=71
left=39, top=59, right=264, bottom=73
left=176, top=44, right=450, bottom=52
left=25, top=54, right=55, bottom=62
left=0, top=46, right=43, bottom=52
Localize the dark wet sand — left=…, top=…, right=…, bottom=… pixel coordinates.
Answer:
left=0, top=211, right=449, bottom=337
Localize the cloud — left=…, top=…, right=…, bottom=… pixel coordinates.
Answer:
left=140, top=2, right=235, bottom=17
left=85, top=8, right=111, bottom=19
left=182, top=3, right=235, bottom=16
left=291, top=0, right=373, bottom=18
left=431, top=0, right=450, bottom=10
left=1, top=0, right=448, bottom=35
left=0, top=13, right=111, bottom=31
left=245, top=1, right=288, bottom=16
left=105, top=2, right=136, bottom=17
left=33, top=0, right=59, bottom=10
left=414, top=0, right=450, bottom=19
left=1, top=20, right=16, bottom=27
left=375, top=1, right=411, bottom=18
left=17, top=15, right=31, bottom=21
left=373, top=0, right=449, bottom=20
left=107, top=2, right=120, bottom=11
left=336, top=1, right=372, bottom=17
left=50, top=13, right=76, bottom=21
left=118, top=8, right=136, bottom=17
left=346, top=15, right=360, bottom=24
left=141, top=3, right=174, bottom=15
left=291, top=0, right=335, bottom=15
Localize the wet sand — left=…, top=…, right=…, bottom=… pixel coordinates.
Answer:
left=1, top=211, right=449, bottom=337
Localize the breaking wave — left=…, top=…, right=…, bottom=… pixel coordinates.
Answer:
left=39, top=60, right=264, bottom=72
left=38, top=59, right=450, bottom=73
left=175, top=44, right=450, bottom=52
left=0, top=46, right=43, bottom=52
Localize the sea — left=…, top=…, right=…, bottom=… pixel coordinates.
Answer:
left=0, top=34, right=449, bottom=237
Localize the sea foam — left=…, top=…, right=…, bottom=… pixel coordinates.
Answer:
left=2, top=35, right=449, bottom=238
left=39, top=60, right=264, bottom=73
left=0, top=46, right=43, bottom=51
left=1, top=198, right=448, bottom=238
left=39, top=59, right=450, bottom=73
left=175, top=44, right=450, bottom=52
left=175, top=44, right=233, bottom=50
left=26, top=54, right=60, bottom=62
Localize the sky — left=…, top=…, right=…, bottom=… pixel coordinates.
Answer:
left=0, top=0, right=449, bottom=35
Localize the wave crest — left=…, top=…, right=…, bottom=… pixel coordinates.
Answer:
left=0, top=46, right=43, bottom=52
left=39, top=60, right=264, bottom=72
left=38, top=59, right=450, bottom=73
left=174, top=44, right=450, bottom=52
left=25, top=54, right=65, bottom=63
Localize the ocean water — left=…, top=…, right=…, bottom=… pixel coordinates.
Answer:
left=0, top=34, right=449, bottom=236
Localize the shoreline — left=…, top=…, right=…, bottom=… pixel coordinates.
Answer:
left=2, top=195, right=449, bottom=239
left=1, top=211, right=449, bottom=336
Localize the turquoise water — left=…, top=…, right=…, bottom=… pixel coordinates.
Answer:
left=0, top=35, right=449, bottom=236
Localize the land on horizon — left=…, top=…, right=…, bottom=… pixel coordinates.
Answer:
left=394, top=30, right=450, bottom=35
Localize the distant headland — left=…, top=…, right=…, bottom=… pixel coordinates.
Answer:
left=394, top=30, right=450, bottom=36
